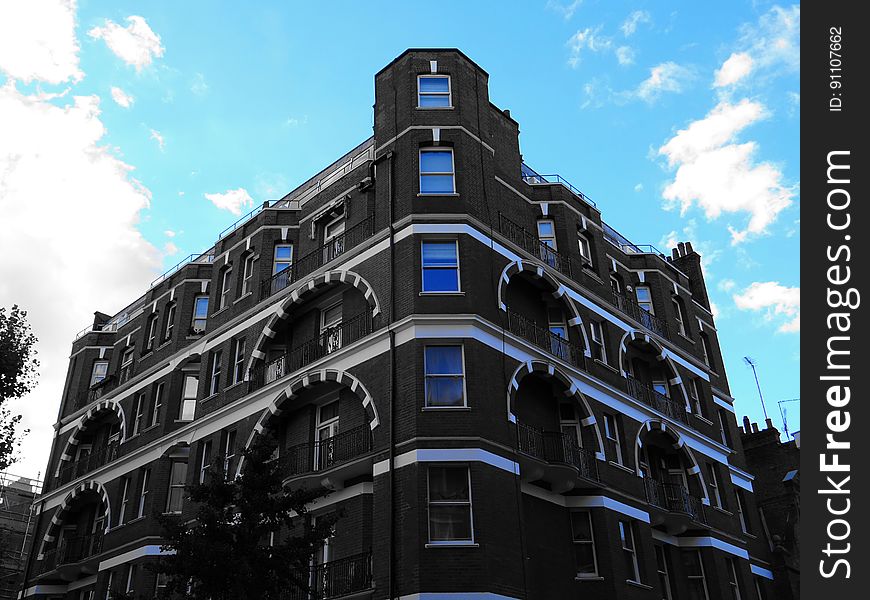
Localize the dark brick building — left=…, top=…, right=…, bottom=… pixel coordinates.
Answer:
left=1, top=474, right=40, bottom=600
left=20, top=49, right=775, bottom=599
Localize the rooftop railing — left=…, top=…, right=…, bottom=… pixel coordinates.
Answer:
left=643, top=478, right=707, bottom=524
left=516, top=421, right=599, bottom=482
left=150, top=250, right=216, bottom=288
left=625, top=376, right=688, bottom=426
left=506, top=308, right=587, bottom=371
left=497, top=213, right=575, bottom=280
left=283, top=552, right=373, bottom=600
left=521, top=163, right=596, bottom=208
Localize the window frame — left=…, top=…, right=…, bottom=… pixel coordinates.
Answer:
left=426, top=464, right=474, bottom=545
left=423, top=344, right=467, bottom=409
left=419, top=148, right=456, bottom=195
left=209, top=350, right=222, bottom=396
left=200, top=440, right=213, bottom=484
left=125, top=563, right=136, bottom=594
left=192, top=296, right=209, bottom=334
left=149, top=382, right=164, bottom=428
left=577, top=232, right=593, bottom=265
left=700, top=332, right=715, bottom=369
left=219, top=266, right=233, bottom=310
left=689, top=378, right=705, bottom=417
left=163, top=302, right=176, bottom=342
left=619, top=520, right=641, bottom=583
left=735, top=488, right=750, bottom=534
left=727, top=558, right=743, bottom=600
left=166, top=460, right=187, bottom=514
left=119, top=347, right=135, bottom=383
left=683, top=549, right=710, bottom=600
left=537, top=219, right=557, bottom=250
left=635, top=285, right=654, bottom=314
left=90, top=360, right=109, bottom=387
left=421, top=239, right=461, bottom=293
left=145, top=313, right=159, bottom=352
left=131, top=393, right=145, bottom=436
left=179, top=374, right=198, bottom=421
left=604, top=413, right=624, bottom=465
left=223, top=429, right=237, bottom=478
left=241, top=253, right=256, bottom=296
left=589, top=320, right=607, bottom=363
left=232, top=338, right=246, bottom=385
left=718, top=409, right=732, bottom=448
left=707, top=463, right=723, bottom=509
left=273, top=244, right=293, bottom=275
left=417, top=74, right=452, bottom=108
left=654, top=545, right=673, bottom=600
left=570, top=510, right=598, bottom=578
left=136, top=469, right=150, bottom=518
left=118, top=477, right=130, bottom=526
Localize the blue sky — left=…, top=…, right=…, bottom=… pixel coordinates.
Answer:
left=0, top=1, right=800, bottom=479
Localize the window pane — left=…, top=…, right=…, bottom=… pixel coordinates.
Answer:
left=425, top=377, right=464, bottom=407
left=194, top=297, right=209, bottom=318
left=422, top=242, right=458, bottom=266
left=425, top=346, right=462, bottom=374
left=420, top=151, right=453, bottom=173
left=423, top=268, right=459, bottom=292
left=537, top=221, right=554, bottom=236
left=636, top=287, right=651, bottom=302
left=275, top=246, right=292, bottom=260
left=420, top=175, right=455, bottom=194
left=183, top=376, right=198, bottom=399
left=170, top=462, right=187, bottom=485
left=429, top=466, right=469, bottom=501
left=429, top=505, right=471, bottom=541
left=419, top=77, right=450, bottom=93
left=574, top=544, right=596, bottom=575
left=419, top=94, right=450, bottom=107
left=570, top=512, right=591, bottom=541
left=683, top=550, right=702, bottom=575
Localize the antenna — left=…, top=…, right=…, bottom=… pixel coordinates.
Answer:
left=743, top=356, right=769, bottom=421
left=777, top=398, right=800, bottom=438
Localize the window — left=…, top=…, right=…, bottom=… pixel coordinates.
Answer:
left=131, top=393, right=145, bottom=436
left=418, top=74, right=451, bottom=108
left=682, top=550, right=709, bottom=600
left=223, top=430, right=237, bottom=477
left=149, top=383, right=164, bottom=428
left=547, top=307, right=569, bottom=360
left=241, top=253, right=255, bottom=296
left=610, top=274, right=623, bottom=296
left=570, top=511, right=597, bottom=577
left=419, top=149, right=455, bottom=194
left=125, top=563, right=137, bottom=594
left=427, top=465, right=473, bottom=543
left=163, top=302, right=176, bottom=341
left=315, top=401, right=339, bottom=471
left=560, top=403, right=583, bottom=448
left=209, top=351, right=222, bottom=396
left=673, top=297, right=689, bottom=337
left=192, top=296, right=209, bottom=333
left=179, top=375, right=198, bottom=421
left=636, top=286, right=654, bottom=313
left=273, top=244, right=293, bottom=274
left=155, top=573, right=169, bottom=596
left=700, top=332, right=715, bottom=369
left=726, top=558, right=743, bottom=600
left=578, top=233, right=592, bottom=265
left=145, top=313, right=159, bottom=352
left=90, top=361, right=109, bottom=387
left=320, top=302, right=343, bottom=354
left=718, top=409, right=732, bottom=448
left=619, top=520, right=640, bottom=583
left=754, top=577, right=768, bottom=600
left=424, top=345, right=465, bottom=407
left=707, top=464, right=723, bottom=509
left=118, top=477, right=131, bottom=525
left=199, top=440, right=213, bottom=484
left=604, top=414, right=623, bottom=465
left=219, top=267, right=233, bottom=310
left=104, top=571, right=115, bottom=600
left=537, top=220, right=558, bottom=267
left=323, top=214, right=346, bottom=261
left=735, top=489, right=750, bottom=533
left=119, top=347, right=135, bottom=383
left=232, top=338, right=246, bottom=385
left=421, top=241, right=460, bottom=292
left=137, top=469, right=150, bottom=518
left=689, top=379, right=705, bottom=417
left=655, top=546, right=673, bottom=600
left=590, top=321, right=606, bottom=363
left=166, top=461, right=187, bottom=513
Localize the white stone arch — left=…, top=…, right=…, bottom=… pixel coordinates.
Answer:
left=247, top=269, right=382, bottom=376
left=38, top=480, right=111, bottom=556
left=617, top=329, right=691, bottom=411
left=55, top=399, right=127, bottom=477
left=633, top=419, right=711, bottom=505
left=506, top=359, right=606, bottom=460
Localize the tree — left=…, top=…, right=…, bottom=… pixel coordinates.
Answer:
left=155, top=433, right=336, bottom=600
left=0, top=305, right=38, bottom=471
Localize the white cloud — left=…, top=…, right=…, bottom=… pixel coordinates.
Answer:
left=714, top=52, right=753, bottom=87
left=190, top=72, right=208, bottom=96
left=634, top=183, right=644, bottom=192
left=110, top=86, right=134, bottom=108
left=616, top=46, right=635, bottom=66
left=634, top=62, right=693, bottom=103
left=88, top=16, right=164, bottom=71
left=149, top=128, right=165, bottom=151
left=567, top=27, right=612, bottom=68
left=621, top=10, right=651, bottom=37
left=718, top=279, right=736, bottom=292
left=733, top=281, right=800, bottom=333
left=547, top=0, right=583, bottom=20
left=164, top=229, right=176, bottom=238
left=0, top=81, right=161, bottom=477
left=0, top=0, right=83, bottom=84
left=205, top=188, right=254, bottom=215
left=163, top=241, right=179, bottom=256
left=739, top=5, right=800, bottom=74
left=658, top=99, right=794, bottom=243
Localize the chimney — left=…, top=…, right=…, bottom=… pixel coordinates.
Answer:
left=670, top=241, right=711, bottom=310
left=743, top=416, right=751, bottom=434
left=751, top=422, right=759, bottom=433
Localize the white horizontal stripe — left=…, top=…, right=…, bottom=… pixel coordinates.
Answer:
left=68, top=576, right=97, bottom=591
left=750, top=564, right=774, bottom=579
left=377, top=448, right=520, bottom=475
left=400, top=594, right=519, bottom=600
left=99, top=544, right=175, bottom=571
left=521, top=483, right=650, bottom=522
left=730, top=470, right=754, bottom=492
left=651, top=530, right=749, bottom=559
left=22, top=584, right=68, bottom=597
left=714, top=395, right=736, bottom=412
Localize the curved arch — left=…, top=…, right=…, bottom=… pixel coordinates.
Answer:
left=39, top=480, right=111, bottom=556
left=617, top=329, right=691, bottom=411
left=633, top=419, right=711, bottom=505
left=55, top=399, right=127, bottom=476
left=247, top=269, right=382, bottom=376
left=506, top=359, right=606, bottom=460
left=497, top=260, right=591, bottom=355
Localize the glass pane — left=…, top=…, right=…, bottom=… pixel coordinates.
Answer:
left=194, top=297, right=209, bottom=318
left=180, top=399, right=196, bottom=421
left=420, top=151, right=453, bottom=174
left=422, top=242, right=458, bottom=267
left=425, top=346, right=462, bottom=374
left=570, top=512, right=591, bottom=541
left=425, top=377, right=464, bottom=407
left=624, top=551, right=637, bottom=580
left=429, top=466, right=469, bottom=501
left=419, top=76, right=450, bottom=93
left=322, top=304, right=342, bottom=327
left=537, top=221, right=554, bottom=237
left=275, top=246, right=293, bottom=260
left=419, top=94, right=451, bottom=107
left=683, top=550, right=702, bottom=576
left=420, top=174, right=455, bottom=194
left=559, top=403, right=576, bottom=421
left=170, top=462, right=187, bottom=484
left=653, top=382, right=669, bottom=396
left=687, top=580, right=707, bottom=600
left=423, top=268, right=459, bottom=292
left=574, top=544, right=596, bottom=575
left=319, top=400, right=339, bottom=423
left=183, top=375, right=198, bottom=399
left=429, top=505, right=471, bottom=541
left=636, top=287, right=651, bottom=302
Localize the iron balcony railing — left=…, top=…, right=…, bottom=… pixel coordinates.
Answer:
left=625, top=376, right=689, bottom=426
left=35, top=531, right=104, bottom=574
left=249, top=312, right=374, bottom=392
left=497, top=213, right=575, bottom=280
left=72, top=375, right=119, bottom=411
left=516, top=421, right=599, bottom=482
left=609, top=291, right=671, bottom=340
left=520, top=163, right=597, bottom=208
left=506, top=308, right=586, bottom=370
left=56, top=443, right=121, bottom=486
left=643, top=478, right=707, bottom=525
left=261, top=215, right=375, bottom=299
left=284, top=552, right=373, bottom=600
left=279, top=425, right=372, bottom=480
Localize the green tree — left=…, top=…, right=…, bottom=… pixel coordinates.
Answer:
left=155, top=433, right=336, bottom=600
left=0, top=305, right=38, bottom=471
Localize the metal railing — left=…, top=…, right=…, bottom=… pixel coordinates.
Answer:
left=284, top=552, right=373, bottom=600
left=261, top=215, right=375, bottom=300
left=520, top=163, right=596, bottom=208
left=249, top=312, right=374, bottom=392
left=506, top=308, right=586, bottom=370
left=609, top=291, right=671, bottom=340
left=278, top=425, right=372, bottom=480
left=516, top=422, right=599, bottom=482
left=625, top=376, right=689, bottom=426
left=56, top=444, right=121, bottom=486
left=35, top=531, right=104, bottom=574
left=150, top=250, right=215, bottom=288
left=497, top=213, right=574, bottom=279
left=72, top=376, right=119, bottom=411
left=643, top=478, right=707, bottom=524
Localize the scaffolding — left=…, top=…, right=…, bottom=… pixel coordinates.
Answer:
left=0, top=472, right=42, bottom=600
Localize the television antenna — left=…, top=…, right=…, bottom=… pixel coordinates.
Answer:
left=743, top=356, right=769, bottom=422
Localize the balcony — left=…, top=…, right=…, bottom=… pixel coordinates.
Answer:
left=249, top=311, right=374, bottom=393
left=55, top=443, right=120, bottom=486
left=505, top=308, right=587, bottom=371
left=497, top=213, right=575, bottom=280
left=283, top=552, right=373, bottom=600
left=625, top=376, right=689, bottom=427
left=35, top=531, right=103, bottom=579
left=261, top=215, right=375, bottom=299
left=279, top=425, right=373, bottom=490
left=644, top=477, right=707, bottom=531
left=521, top=163, right=596, bottom=208
left=72, top=375, right=118, bottom=411
left=609, top=291, right=671, bottom=340
left=516, top=421, right=599, bottom=493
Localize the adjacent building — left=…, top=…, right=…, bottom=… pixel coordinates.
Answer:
left=20, top=49, right=775, bottom=599
left=1, top=473, right=40, bottom=600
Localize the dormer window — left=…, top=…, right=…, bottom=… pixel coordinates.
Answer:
left=418, top=75, right=451, bottom=108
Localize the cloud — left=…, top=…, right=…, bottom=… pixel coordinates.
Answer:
left=88, top=16, right=164, bottom=71
left=547, top=0, right=583, bottom=20
left=110, top=86, right=134, bottom=108
left=634, top=183, right=644, bottom=192
left=204, top=188, right=254, bottom=215
left=718, top=279, right=736, bottom=292
left=738, top=5, right=799, bottom=74
left=621, top=10, right=651, bottom=37
left=658, top=99, right=794, bottom=243
left=164, top=229, right=176, bottom=238
left=733, top=281, right=800, bottom=333
left=616, top=46, right=635, bottom=66
left=567, top=27, right=612, bottom=68
left=163, top=241, right=179, bottom=256
left=0, top=81, right=161, bottom=477
left=714, top=52, right=753, bottom=87
left=634, top=62, right=693, bottom=103
left=190, top=72, right=208, bottom=96
left=283, top=115, right=308, bottom=127
left=0, top=0, right=83, bottom=84
left=149, top=128, right=165, bottom=151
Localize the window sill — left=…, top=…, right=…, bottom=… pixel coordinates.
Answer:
left=575, top=575, right=604, bottom=582
left=158, top=340, right=172, bottom=351
left=141, top=423, right=160, bottom=435
left=123, top=433, right=139, bottom=444
left=200, top=393, right=219, bottom=403
left=692, top=414, right=714, bottom=426
left=234, top=292, right=253, bottom=305
left=419, top=291, right=465, bottom=296
left=677, top=332, right=695, bottom=344
left=415, top=106, right=455, bottom=110
left=425, top=542, right=478, bottom=548
left=226, top=380, right=246, bottom=392
left=115, top=516, right=146, bottom=530
left=140, top=350, right=154, bottom=359
left=211, top=306, right=231, bottom=318
left=608, top=461, right=635, bottom=474
left=417, top=193, right=460, bottom=197
left=162, top=511, right=183, bottom=517
left=593, top=359, right=619, bottom=374
left=175, top=418, right=194, bottom=423
left=626, top=580, right=652, bottom=590
left=422, top=406, right=471, bottom=412
left=710, top=506, right=733, bottom=516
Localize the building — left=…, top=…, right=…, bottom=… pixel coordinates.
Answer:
left=0, top=473, right=41, bottom=600
left=740, top=418, right=800, bottom=599
left=20, top=49, right=775, bottom=599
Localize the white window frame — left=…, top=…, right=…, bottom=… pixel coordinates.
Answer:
left=636, top=285, right=654, bottom=313
left=417, top=74, right=452, bottom=108
left=619, top=520, right=641, bottom=583
left=166, top=461, right=187, bottom=514
left=209, top=350, right=222, bottom=396
left=241, top=253, right=256, bottom=296
left=735, top=489, right=749, bottom=533
left=137, top=469, right=150, bottom=518
left=163, top=302, right=176, bottom=341
left=223, top=429, right=237, bottom=477
left=689, top=379, right=705, bottom=417
left=684, top=550, right=710, bottom=600
left=419, top=148, right=456, bottom=195
left=707, top=463, right=723, bottom=509
left=426, top=465, right=474, bottom=545
left=145, top=313, right=159, bottom=351
left=192, top=296, right=209, bottom=333
left=118, top=477, right=130, bottom=526
left=718, top=409, right=731, bottom=448
left=179, top=374, right=198, bottom=421
left=655, top=545, right=673, bottom=600
left=537, top=220, right=557, bottom=250
left=423, top=344, right=467, bottom=408
left=421, top=239, right=461, bottom=293
left=119, top=347, right=135, bottom=383
left=578, top=232, right=592, bottom=264
left=673, top=297, right=688, bottom=337
left=570, top=510, right=598, bottom=577
left=131, top=393, right=145, bottom=436
left=104, top=570, right=114, bottom=600
left=589, top=321, right=606, bottom=363
left=90, top=361, right=109, bottom=387
left=700, top=332, right=714, bottom=368
left=273, top=244, right=293, bottom=274
left=219, top=267, right=233, bottom=310
left=149, top=383, right=163, bottom=428
left=200, top=440, right=213, bottom=484
left=610, top=275, right=623, bottom=295
left=727, top=558, right=743, bottom=600
left=604, top=414, right=623, bottom=465
left=232, top=338, right=246, bottom=385
left=125, top=563, right=136, bottom=594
